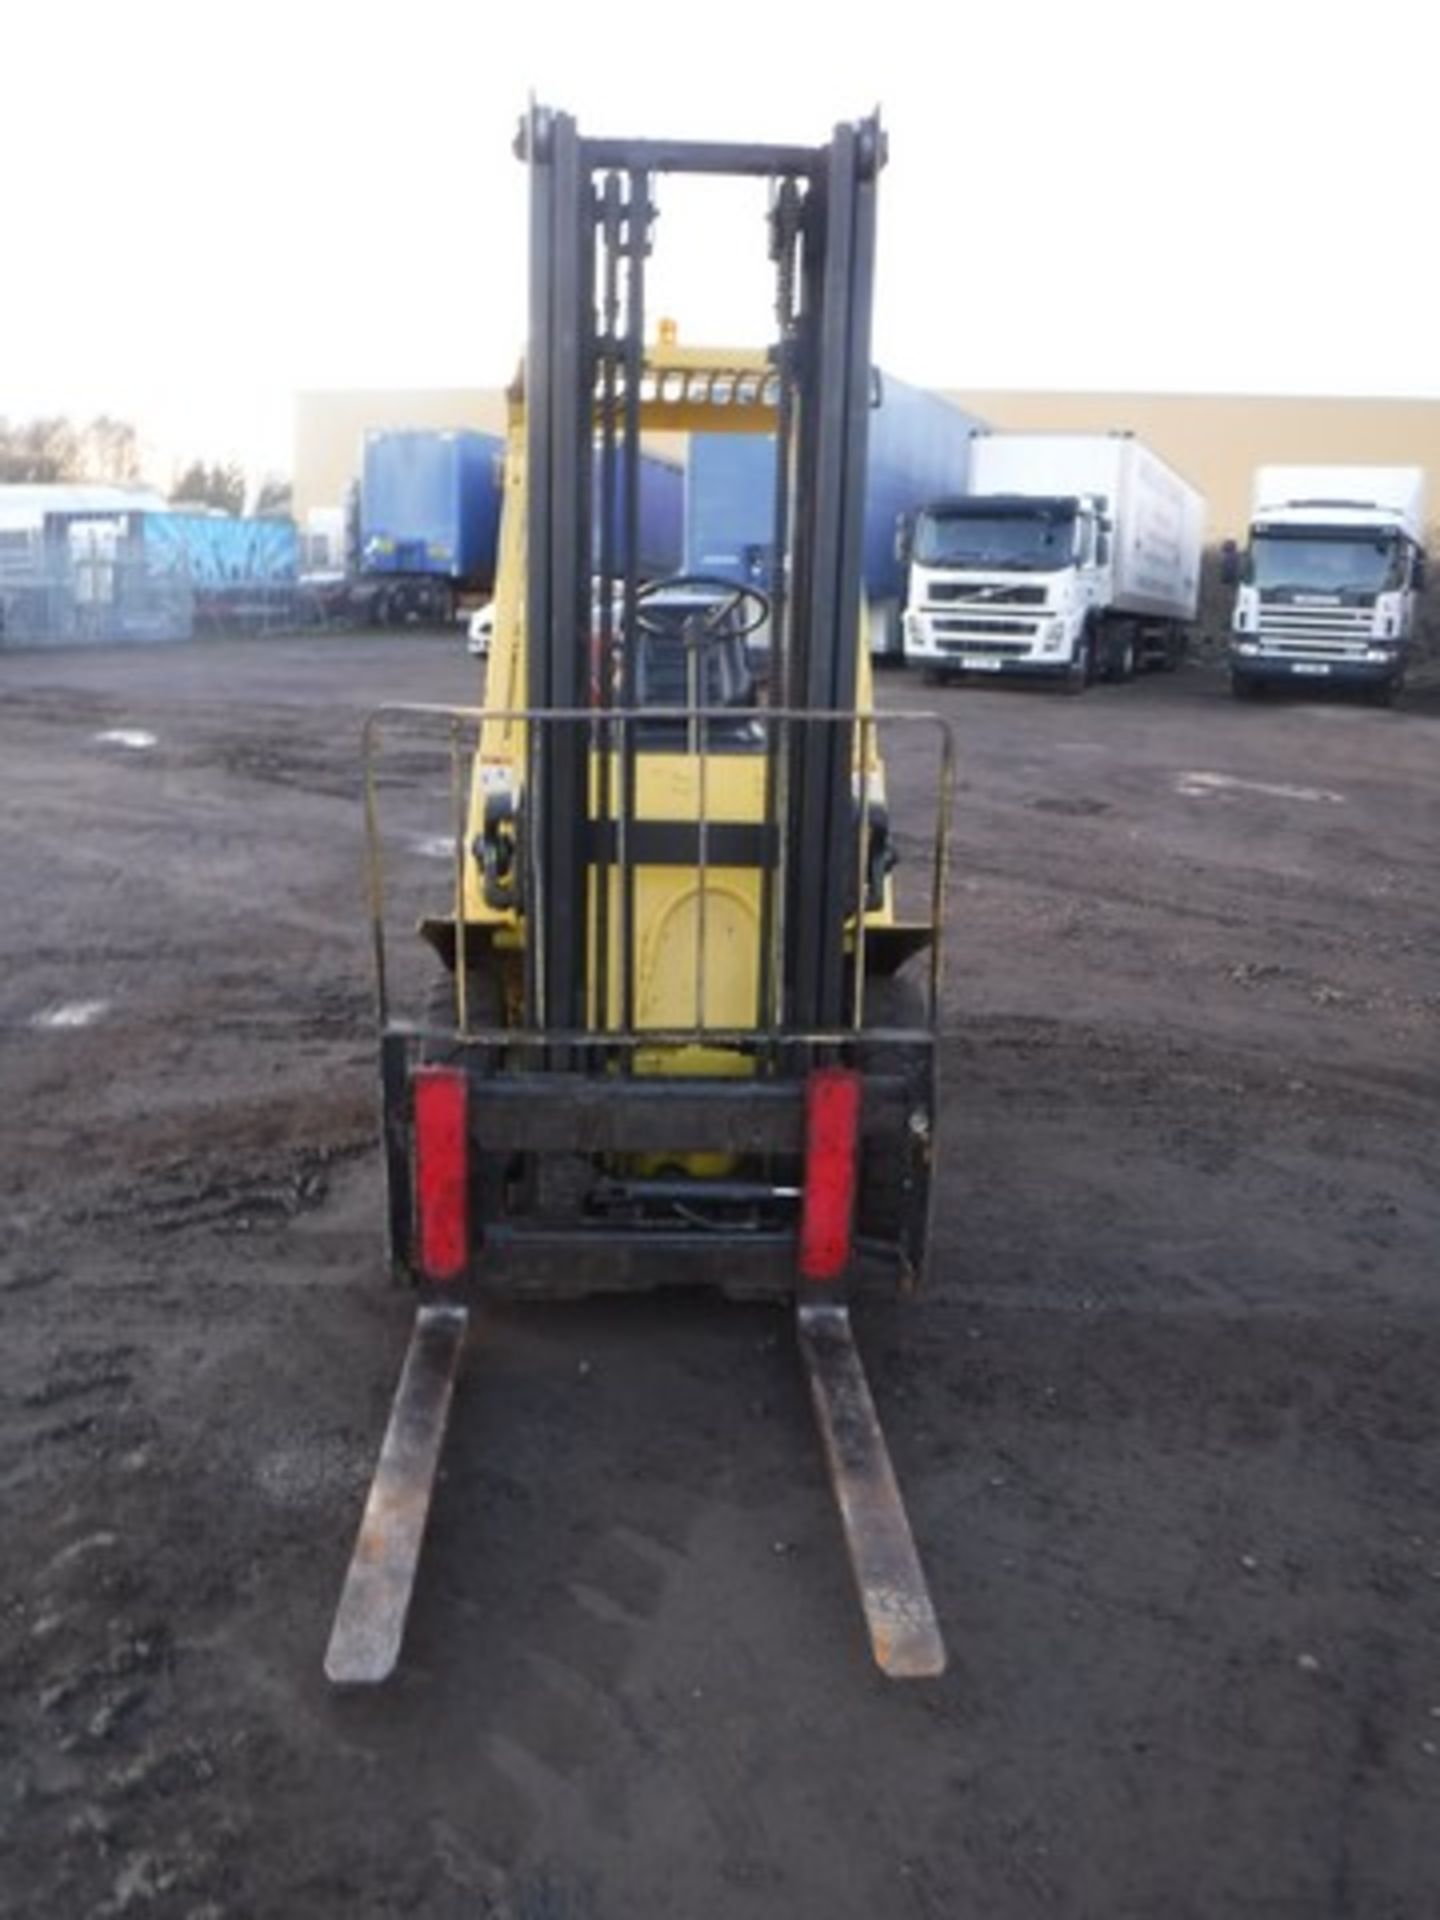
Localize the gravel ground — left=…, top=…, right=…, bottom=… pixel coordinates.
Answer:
left=1, top=631, right=1437, bottom=1919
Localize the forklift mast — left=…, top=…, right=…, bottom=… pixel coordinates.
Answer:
left=521, top=106, right=884, bottom=1040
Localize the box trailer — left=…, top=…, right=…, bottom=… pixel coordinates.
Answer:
left=903, top=431, right=1205, bottom=689
left=1225, top=466, right=1427, bottom=703
left=686, top=374, right=983, bottom=658
left=360, top=430, right=505, bottom=623
left=361, top=431, right=681, bottom=627
left=593, top=449, right=684, bottom=581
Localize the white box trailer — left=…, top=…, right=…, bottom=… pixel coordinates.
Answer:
left=903, top=431, right=1205, bottom=689
left=1226, top=466, right=1427, bottom=703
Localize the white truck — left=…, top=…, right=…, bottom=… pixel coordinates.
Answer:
left=902, top=432, right=1204, bottom=690
left=1224, top=467, right=1427, bottom=704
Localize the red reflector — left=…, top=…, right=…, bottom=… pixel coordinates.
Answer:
left=414, top=1067, right=469, bottom=1282
left=799, top=1067, right=861, bottom=1281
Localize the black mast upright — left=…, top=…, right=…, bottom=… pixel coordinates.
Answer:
left=520, top=108, right=885, bottom=1040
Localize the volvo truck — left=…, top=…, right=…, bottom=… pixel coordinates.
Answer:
left=902, top=432, right=1204, bottom=690
left=1224, top=467, right=1427, bottom=703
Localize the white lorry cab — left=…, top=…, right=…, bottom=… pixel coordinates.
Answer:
left=902, top=432, right=1204, bottom=692
left=1225, top=467, right=1427, bottom=704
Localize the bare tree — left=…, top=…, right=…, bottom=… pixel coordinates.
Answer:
left=0, top=414, right=146, bottom=486
left=0, top=417, right=82, bottom=483
left=171, top=461, right=247, bottom=515
left=254, top=478, right=293, bottom=518
left=82, top=416, right=141, bottom=485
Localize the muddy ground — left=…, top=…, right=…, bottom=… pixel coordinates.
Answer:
left=1, top=632, right=1437, bottom=1919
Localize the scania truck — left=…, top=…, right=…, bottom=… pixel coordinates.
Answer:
left=902, top=431, right=1204, bottom=690
left=1224, top=466, right=1427, bottom=704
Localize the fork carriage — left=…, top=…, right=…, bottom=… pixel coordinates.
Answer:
left=365, top=700, right=952, bottom=1301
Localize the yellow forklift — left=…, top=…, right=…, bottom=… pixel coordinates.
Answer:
left=328, top=105, right=955, bottom=1686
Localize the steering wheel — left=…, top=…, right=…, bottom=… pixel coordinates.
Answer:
left=633, top=574, right=771, bottom=641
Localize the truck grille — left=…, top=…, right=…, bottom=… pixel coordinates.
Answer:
left=926, top=582, right=1046, bottom=606
left=931, top=616, right=1037, bottom=638
left=1256, top=605, right=1374, bottom=658
left=935, top=635, right=1030, bottom=657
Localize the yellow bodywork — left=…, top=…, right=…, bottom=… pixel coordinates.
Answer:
left=459, top=338, right=896, bottom=1060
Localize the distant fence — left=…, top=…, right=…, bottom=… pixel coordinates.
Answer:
left=0, top=513, right=301, bottom=648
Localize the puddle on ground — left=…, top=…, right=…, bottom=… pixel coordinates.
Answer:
left=31, top=1000, right=110, bottom=1030
left=1176, top=770, right=1344, bottom=805
left=93, top=729, right=157, bottom=751
left=411, top=834, right=459, bottom=860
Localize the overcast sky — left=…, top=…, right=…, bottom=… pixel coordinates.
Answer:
left=3, top=0, right=1436, bottom=479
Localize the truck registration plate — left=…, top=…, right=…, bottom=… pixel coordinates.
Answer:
left=1291, top=663, right=1331, bottom=676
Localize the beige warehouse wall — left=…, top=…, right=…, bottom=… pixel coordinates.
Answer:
left=950, top=391, right=1440, bottom=540
left=295, top=385, right=1440, bottom=542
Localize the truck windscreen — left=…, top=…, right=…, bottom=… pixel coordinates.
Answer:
left=1250, top=533, right=1402, bottom=595
left=914, top=509, right=1076, bottom=571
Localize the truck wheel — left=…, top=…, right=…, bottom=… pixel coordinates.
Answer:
left=1079, top=622, right=1103, bottom=687
left=1114, top=632, right=1138, bottom=682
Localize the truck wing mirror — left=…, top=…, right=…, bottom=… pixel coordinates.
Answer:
left=1220, top=539, right=1241, bottom=587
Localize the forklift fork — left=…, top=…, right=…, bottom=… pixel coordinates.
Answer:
left=324, top=1304, right=469, bottom=1686
left=796, top=1300, right=946, bottom=1678
left=326, top=1298, right=944, bottom=1685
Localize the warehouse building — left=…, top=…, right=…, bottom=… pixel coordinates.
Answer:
left=294, top=386, right=1440, bottom=544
